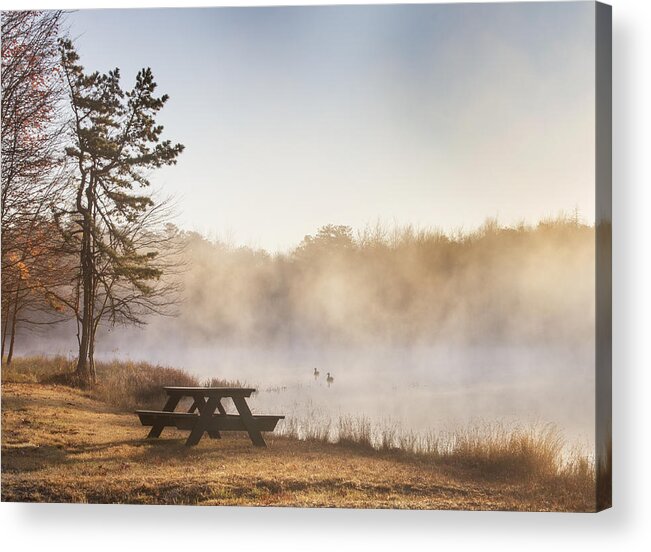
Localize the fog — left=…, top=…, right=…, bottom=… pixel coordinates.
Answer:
left=22, top=217, right=596, bottom=451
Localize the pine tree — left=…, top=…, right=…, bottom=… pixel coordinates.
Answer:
left=59, top=40, right=184, bottom=386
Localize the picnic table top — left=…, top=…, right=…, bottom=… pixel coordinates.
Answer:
left=163, top=386, right=257, bottom=397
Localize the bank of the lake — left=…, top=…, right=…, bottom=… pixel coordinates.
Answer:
left=1, top=380, right=596, bottom=511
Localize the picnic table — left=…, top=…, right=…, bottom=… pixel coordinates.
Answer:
left=136, top=386, right=284, bottom=447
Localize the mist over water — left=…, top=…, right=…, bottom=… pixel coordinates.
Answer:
left=155, top=342, right=593, bottom=451
left=20, top=219, right=596, bottom=452
left=33, top=336, right=595, bottom=453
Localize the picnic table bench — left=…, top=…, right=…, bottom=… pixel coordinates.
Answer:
left=135, top=386, right=284, bottom=447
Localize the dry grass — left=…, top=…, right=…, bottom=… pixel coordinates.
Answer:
left=281, top=415, right=332, bottom=443
left=439, top=423, right=565, bottom=479
left=1, top=382, right=598, bottom=510
left=1, top=355, right=72, bottom=383
left=2, top=355, right=240, bottom=410
left=336, top=416, right=374, bottom=450
left=282, top=415, right=595, bottom=488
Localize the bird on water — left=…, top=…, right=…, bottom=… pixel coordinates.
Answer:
left=326, top=372, right=334, bottom=386
left=313, top=367, right=320, bottom=379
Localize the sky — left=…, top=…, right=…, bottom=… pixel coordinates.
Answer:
left=67, top=2, right=596, bottom=252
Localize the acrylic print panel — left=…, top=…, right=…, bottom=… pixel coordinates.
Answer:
left=0, top=2, right=611, bottom=511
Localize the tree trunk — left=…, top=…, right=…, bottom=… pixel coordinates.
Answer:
left=6, top=308, right=18, bottom=366
left=75, top=325, right=91, bottom=386
left=1, top=281, right=17, bottom=360
left=6, top=282, right=22, bottom=366
left=88, top=323, right=97, bottom=385
left=74, top=196, right=94, bottom=387
left=1, top=294, right=11, bottom=360
left=75, top=257, right=93, bottom=386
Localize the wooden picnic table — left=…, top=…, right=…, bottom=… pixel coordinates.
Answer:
left=136, top=386, right=284, bottom=447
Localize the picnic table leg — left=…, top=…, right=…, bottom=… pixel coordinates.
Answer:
left=185, top=396, right=221, bottom=446
left=206, top=399, right=227, bottom=439
left=187, top=399, right=199, bottom=413
left=232, top=396, right=267, bottom=447
left=188, top=397, right=223, bottom=439
left=147, top=395, right=180, bottom=439
left=188, top=398, right=227, bottom=415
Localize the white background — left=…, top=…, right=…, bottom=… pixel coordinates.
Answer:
left=0, top=0, right=648, bottom=550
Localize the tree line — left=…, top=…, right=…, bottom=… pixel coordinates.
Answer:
left=126, top=216, right=593, bottom=349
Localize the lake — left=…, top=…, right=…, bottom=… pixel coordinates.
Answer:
left=92, top=339, right=596, bottom=454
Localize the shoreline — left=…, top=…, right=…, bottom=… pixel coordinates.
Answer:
left=1, top=379, right=597, bottom=511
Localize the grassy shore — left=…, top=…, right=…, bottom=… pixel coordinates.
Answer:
left=1, top=357, right=597, bottom=510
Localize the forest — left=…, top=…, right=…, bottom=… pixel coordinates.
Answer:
left=152, top=216, right=595, bottom=347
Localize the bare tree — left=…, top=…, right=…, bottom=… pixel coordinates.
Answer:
left=1, top=10, right=69, bottom=362
left=1, top=216, right=75, bottom=363
left=1, top=10, right=65, bottom=226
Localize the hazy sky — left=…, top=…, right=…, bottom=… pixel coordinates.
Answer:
left=68, top=2, right=595, bottom=251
